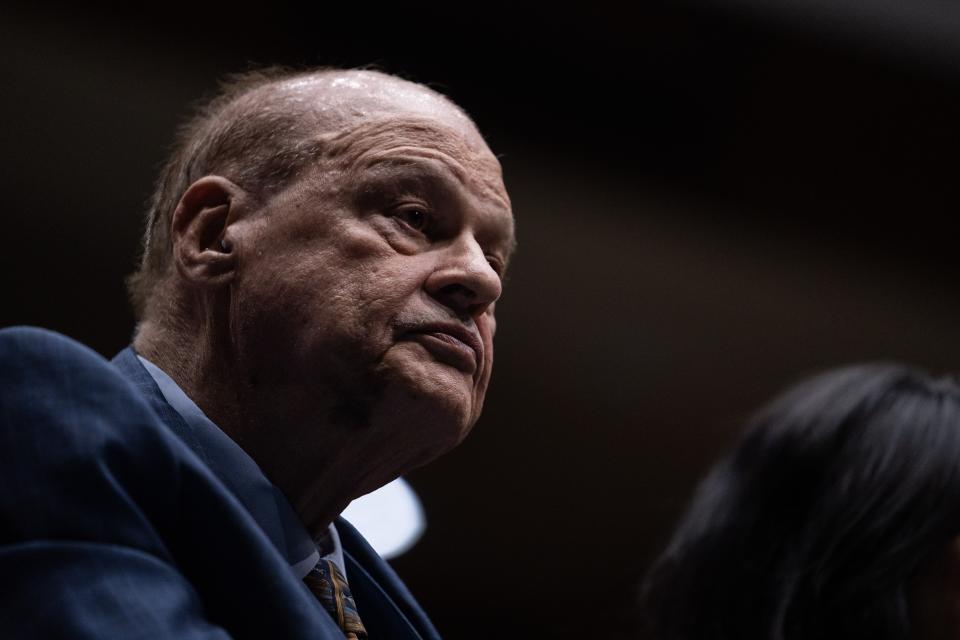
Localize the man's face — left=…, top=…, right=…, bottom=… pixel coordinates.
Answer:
left=231, top=109, right=514, bottom=470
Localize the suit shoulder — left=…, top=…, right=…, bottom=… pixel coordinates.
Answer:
left=0, top=326, right=170, bottom=448
left=0, top=324, right=180, bottom=451
left=0, top=325, right=115, bottom=379
left=0, top=326, right=128, bottom=407
left=0, top=327, right=185, bottom=540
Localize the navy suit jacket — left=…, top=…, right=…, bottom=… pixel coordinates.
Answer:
left=0, top=327, right=440, bottom=639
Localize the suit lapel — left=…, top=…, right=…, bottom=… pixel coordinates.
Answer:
left=114, top=347, right=441, bottom=639
left=110, top=347, right=206, bottom=458
left=336, top=517, right=441, bottom=640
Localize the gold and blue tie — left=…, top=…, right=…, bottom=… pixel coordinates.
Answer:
left=304, top=558, right=368, bottom=639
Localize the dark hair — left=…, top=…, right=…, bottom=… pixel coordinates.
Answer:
left=641, top=364, right=960, bottom=639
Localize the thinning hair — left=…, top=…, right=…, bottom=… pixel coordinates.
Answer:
left=641, top=364, right=960, bottom=639
left=126, top=66, right=462, bottom=319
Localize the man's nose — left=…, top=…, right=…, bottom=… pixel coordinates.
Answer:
left=425, top=235, right=502, bottom=318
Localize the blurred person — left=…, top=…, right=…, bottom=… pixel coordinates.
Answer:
left=0, top=66, right=514, bottom=639
left=642, top=364, right=960, bottom=639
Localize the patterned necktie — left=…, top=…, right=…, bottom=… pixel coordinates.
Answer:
left=304, top=558, right=368, bottom=639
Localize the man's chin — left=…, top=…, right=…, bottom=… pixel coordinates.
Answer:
left=389, top=374, right=474, bottom=430
left=367, top=380, right=476, bottom=467
left=381, top=342, right=476, bottom=397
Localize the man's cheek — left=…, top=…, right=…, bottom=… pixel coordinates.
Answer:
left=478, top=307, right=497, bottom=342
left=478, top=321, right=495, bottom=385
left=486, top=311, right=497, bottom=340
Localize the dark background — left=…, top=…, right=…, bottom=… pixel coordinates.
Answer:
left=3, top=1, right=960, bottom=637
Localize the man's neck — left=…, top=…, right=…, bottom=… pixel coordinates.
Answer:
left=133, top=318, right=367, bottom=537
left=135, top=317, right=241, bottom=440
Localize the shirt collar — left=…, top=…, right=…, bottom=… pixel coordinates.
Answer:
left=137, top=355, right=325, bottom=578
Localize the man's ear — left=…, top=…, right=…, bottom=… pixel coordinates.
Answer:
left=171, top=176, right=245, bottom=287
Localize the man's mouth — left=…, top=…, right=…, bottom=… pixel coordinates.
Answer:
left=398, top=322, right=483, bottom=375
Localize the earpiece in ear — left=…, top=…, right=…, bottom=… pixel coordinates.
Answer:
left=220, top=238, right=233, bottom=253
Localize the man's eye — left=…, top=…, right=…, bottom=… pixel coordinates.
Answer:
left=392, top=207, right=429, bottom=232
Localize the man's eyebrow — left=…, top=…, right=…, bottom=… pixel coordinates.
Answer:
left=351, top=156, right=515, bottom=256
left=349, top=160, right=456, bottom=203
left=356, top=153, right=468, bottom=185
left=352, top=145, right=466, bottom=175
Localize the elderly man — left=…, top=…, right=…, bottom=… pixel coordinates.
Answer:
left=0, top=67, right=514, bottom=639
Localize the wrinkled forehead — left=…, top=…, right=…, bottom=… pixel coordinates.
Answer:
left=326, top=116, right=509, bottom=206
left=279, top=75, right=504, bottom=198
